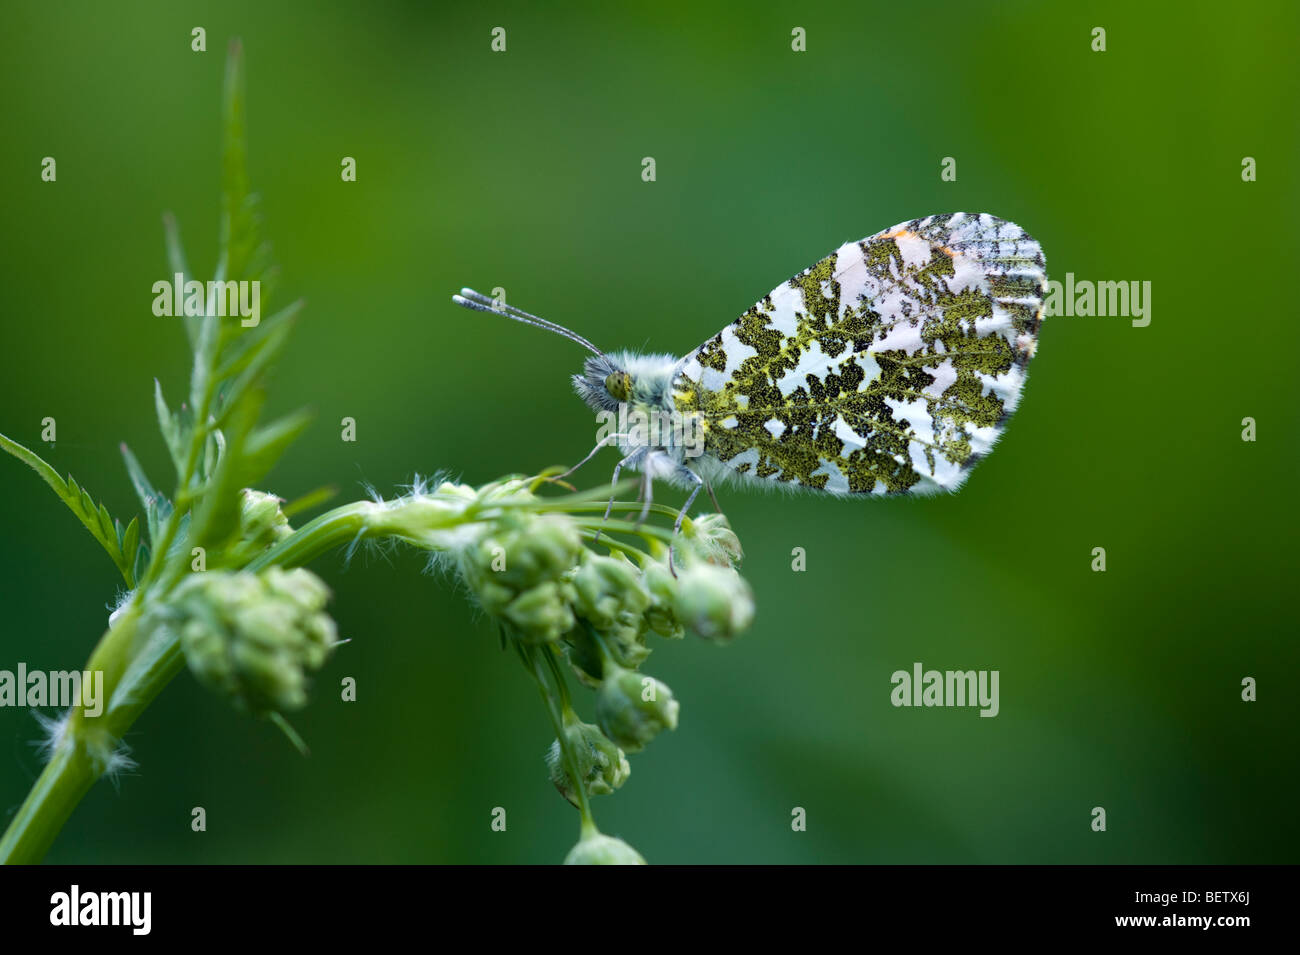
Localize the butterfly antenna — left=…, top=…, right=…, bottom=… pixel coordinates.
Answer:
left=453, top=288, right=607, bottom=358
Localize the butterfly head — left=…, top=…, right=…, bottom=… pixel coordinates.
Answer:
left=571, top=354, right=631, bottom=413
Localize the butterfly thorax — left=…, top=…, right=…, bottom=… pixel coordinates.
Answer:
left=572, top=351, right=706, bottom=468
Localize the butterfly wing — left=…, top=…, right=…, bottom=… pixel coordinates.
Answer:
left=671, top=213, right=1046, bottom=495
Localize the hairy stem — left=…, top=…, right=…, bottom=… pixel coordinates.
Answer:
left=0, top=505, right=370, bottom=863
left=0, top=741, right=98, bottom=864
left=2, top=487, right=645, bottom=862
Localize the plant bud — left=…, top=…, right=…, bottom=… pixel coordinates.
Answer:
left=563, top=832, right=646, bottom=865
left=688, top=512, right=743, bottom=567
left=175, top=567, right=337, bottom=716
left=546, top=717, right=630, bottom=805
left=503, top=580, right=574, bottom=645
left=672, top=561, right=754, bottom=642
left=595, top=665, right=679, bottom=753
left=640, top=559, right=684, bottom=639
left=572, top=553, right=650, bottom=629
left=601, top=613, right=652, bottom=669
left=458, top=510, right=585, bottom=644
left=238, top=489, right=292, bottom=547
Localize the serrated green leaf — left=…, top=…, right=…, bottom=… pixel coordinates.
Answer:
left=255, top=262, right=280, bottom=303
left=122, top=515, right=139, bottom=557
left=202, top=425, right=218, bottom=480
left=188, top=385, right=264, bottom=553
left=158, top=495, right=175, bottom=525
left=120, top=442, right=166, bottom=540
left=242, top=409, right=312, bottom=476
left=133, top=541, right=151, bottom=584
left=167, top=512, right=191, bottom=561
left=120, top=451, right=154, bottom=503
left=163, top=211, right=191, bottom=279
left=213, top=300, right=300, bottom=383
left=0, top=432, right=138, bottom=586
left=154, top=378, right=185, bottom=474
left=145, top=40, right=300, bottom=593
left=0, top=431, right=68, bottom=501
left=211, top=319, right=294, bottom=430
left=189, top=308, right=219, bottom=415
left=162, top=212, right=200, bottom=351
left=247, top=243, right=274, bottom=290
left=97, top=501, right=115, bottom=544
left=121, top=517, right=141, bottom=587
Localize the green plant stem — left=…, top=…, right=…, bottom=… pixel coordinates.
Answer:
left=247, top=502, right=371, bottom=570
left=574, top=518, right=677, bottom=545
left=0, top=605, right=172, bottom=864
left=1, top=483, right=667, bottom=862
left=0, top=741, right=98, bottom=864
left=1, top=490, right=596, bottom=861
left=541, top=646, right=600, bottom=839
left=521, top=643, right=597, bottom=837
left=0, top=503, right=373, bottom=863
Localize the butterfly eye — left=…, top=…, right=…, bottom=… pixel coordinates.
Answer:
left=604, top=371, right=632, bottom=401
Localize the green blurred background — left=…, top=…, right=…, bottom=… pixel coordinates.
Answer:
left=1, top=0, right=1296, bottom=863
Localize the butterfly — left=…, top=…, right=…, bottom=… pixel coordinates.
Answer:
left=454, top=212, right=1047, bottom=532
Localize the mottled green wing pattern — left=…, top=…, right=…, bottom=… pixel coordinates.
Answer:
left=671, top=213, right=1046, bottom=495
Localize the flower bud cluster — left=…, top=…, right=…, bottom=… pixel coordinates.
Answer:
left=174, top=566, right=337, bottom=716
left=383, top=478, right=757, bottom=825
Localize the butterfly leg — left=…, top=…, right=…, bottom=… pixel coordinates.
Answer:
left=593, top=449, right=640, bottom=546
left=667, top=467, right=706, bottom=578
left=556, top=432, right=625, bottom=481
left=705, top=478, right=721, bottom=513
left=633, top=467, right=659, bottom=527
